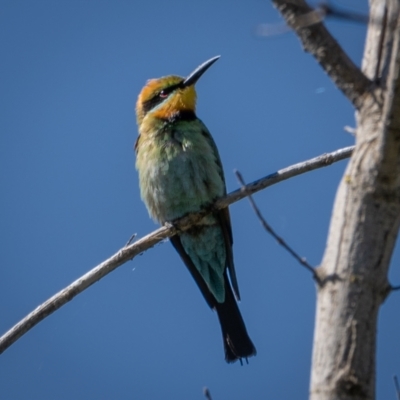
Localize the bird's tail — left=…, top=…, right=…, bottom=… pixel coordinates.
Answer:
left=215, top=276, right=256, bottom=363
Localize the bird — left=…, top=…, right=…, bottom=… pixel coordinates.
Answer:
left=135, top=56, right=256, bottom=363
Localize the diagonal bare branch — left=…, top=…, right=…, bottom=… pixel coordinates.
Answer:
left=235, top=169, right=320, bottom=284
left=271, top=0, right=372, bottom=109
left=0, top=145, right=354, bottom=355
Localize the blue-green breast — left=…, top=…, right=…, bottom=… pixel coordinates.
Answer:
left=136, top=118, right=225, bottom=223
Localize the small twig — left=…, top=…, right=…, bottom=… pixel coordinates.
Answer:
left=125, top=233, right=137, bottom=247
left=344, top=126, right=357, bottom=135
left=0, top=145, right=353, bottom=355
left=391, top=285, right=400, bottom=291
left=203, top=387, right=213, bottom=400
left=393, top=375, right=400, bottom=400
left=235, top=170, right=321, bottom=285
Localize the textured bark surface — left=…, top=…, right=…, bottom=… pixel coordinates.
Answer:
left=309, top=1, right=400, bottom=399
left=272, top=0, right=400, bottom=398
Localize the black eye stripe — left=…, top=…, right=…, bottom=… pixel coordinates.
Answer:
left=141, top=82, right=184, bottom=115
left=160, top=82, right=182, bottom=97
left=141, top=96, right=164, bottom=115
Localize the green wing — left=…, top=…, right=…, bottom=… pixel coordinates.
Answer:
left=197, top=120, right=241, bottom=301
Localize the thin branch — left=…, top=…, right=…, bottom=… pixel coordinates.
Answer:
left=271, top=0, right=372, bottom=109
left=319, top=4, right=368, bottom=25
left=235, top=170, right=320, bottom=284
left=125, top=233, right=137, bottom=247
left=0, top=145, right=354, bottom=355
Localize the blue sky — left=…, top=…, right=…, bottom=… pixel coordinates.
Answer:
left=1, top=1, right=399, bottom=399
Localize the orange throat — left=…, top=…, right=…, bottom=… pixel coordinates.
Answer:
left=153, top=86, right=197, bottom=120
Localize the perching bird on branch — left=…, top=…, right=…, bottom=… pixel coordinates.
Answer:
left=135, top=56, right=256, bottom=363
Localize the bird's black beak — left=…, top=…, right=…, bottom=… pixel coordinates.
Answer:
left=182, top=56, right=220, bottom=88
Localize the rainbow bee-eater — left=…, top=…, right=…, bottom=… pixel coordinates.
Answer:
left=135, top=56, right=256, bottom=363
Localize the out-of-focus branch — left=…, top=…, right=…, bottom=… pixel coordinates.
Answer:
left=203, top=387, right=213, bottom=400
left=257, top=3, right=368, bottom=37
left=319, top=4, right=368, bottom=24
left=0, top=145, right=354, bottom=355
left=271, top=0, right=372, bottom=109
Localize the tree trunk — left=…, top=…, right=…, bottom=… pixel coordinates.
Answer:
left=310, top=1, right=400, bottom=399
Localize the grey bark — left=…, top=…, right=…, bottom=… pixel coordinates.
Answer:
left=308, top=1, right=400, bottom=400
left=272, top=0, right=400, bottom=398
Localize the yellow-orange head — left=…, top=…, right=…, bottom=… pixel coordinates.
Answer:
left=136, top=56, right=220, bottom=126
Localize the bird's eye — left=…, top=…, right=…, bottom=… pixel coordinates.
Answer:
left=159, top=90, right=168, bottom=98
